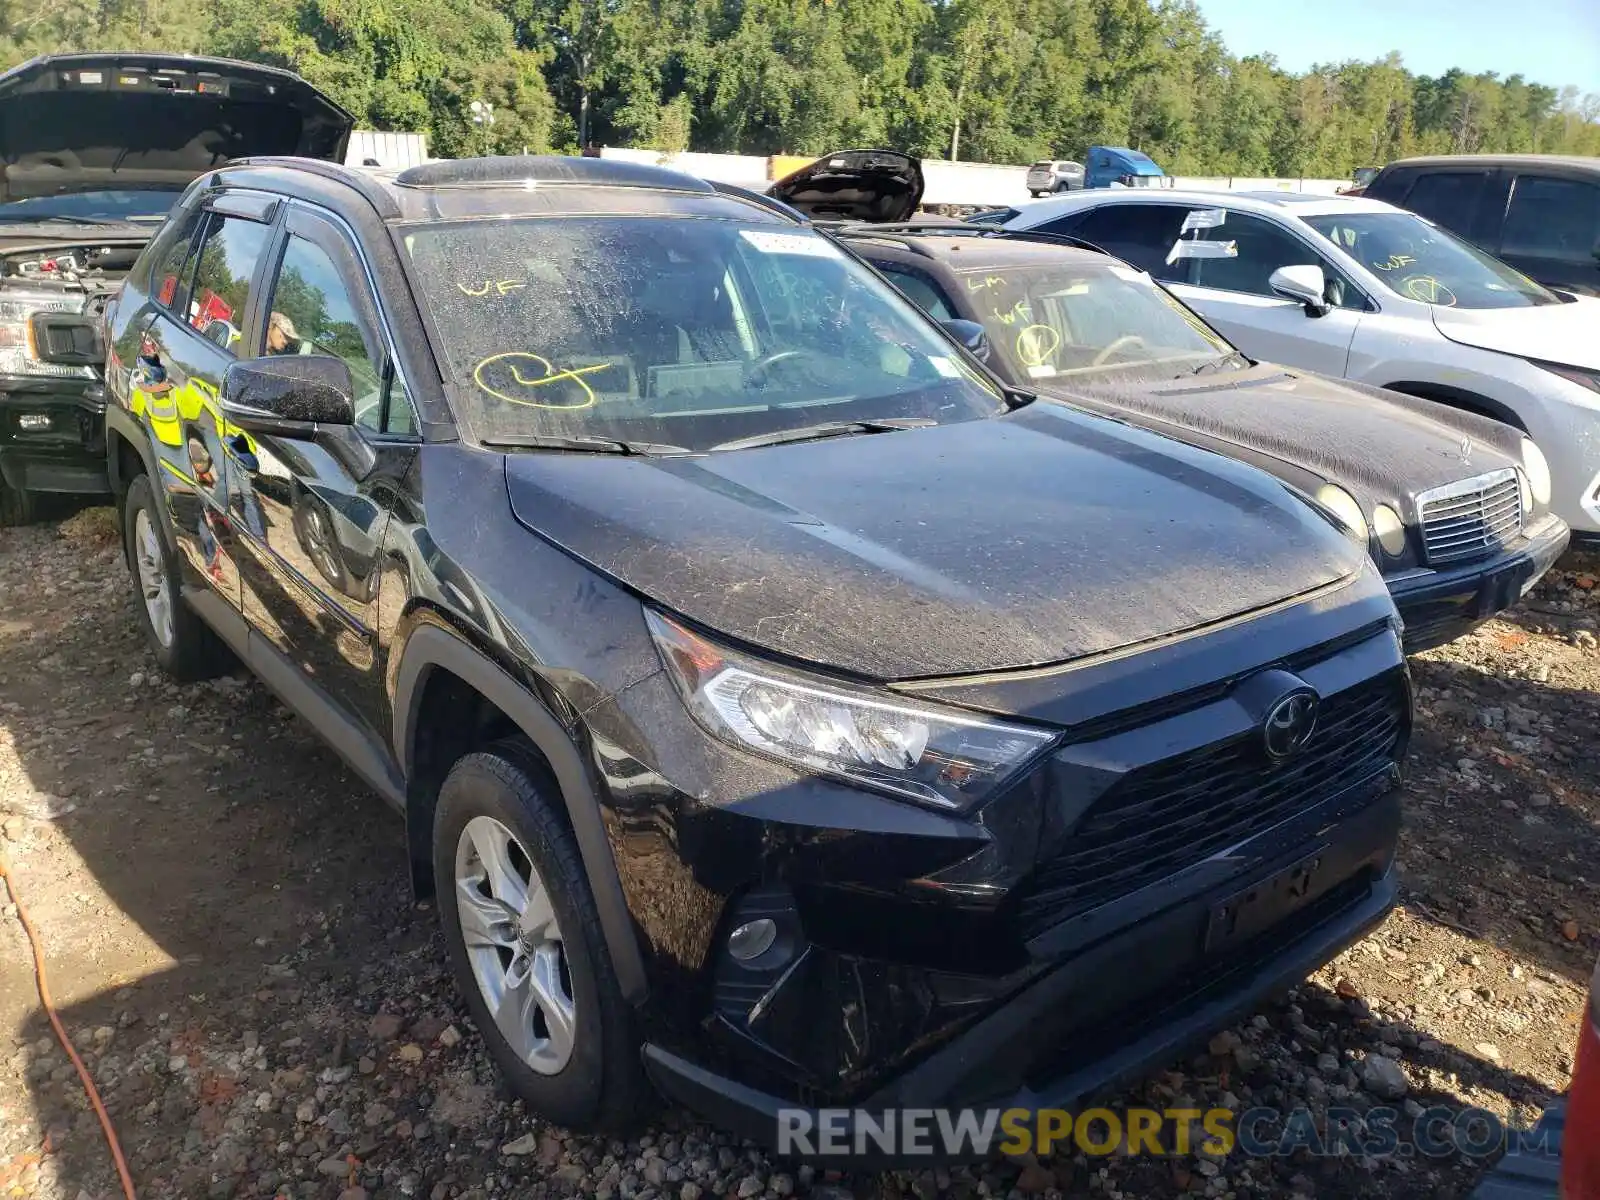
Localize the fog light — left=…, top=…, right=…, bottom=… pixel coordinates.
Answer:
left=17, top=412, right=51, bottom=431
left=728, top=919, right=777, bottom=962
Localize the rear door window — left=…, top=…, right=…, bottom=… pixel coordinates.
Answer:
left=873, top=263, right=956, bottom=321
left=1402, top=172, right=1490, bottom=237
left=1044, top=204, right=1188, bottom=279
left=186, top=214, right=274, bottom=354
left=1502, top=175, right=1600, bottom=262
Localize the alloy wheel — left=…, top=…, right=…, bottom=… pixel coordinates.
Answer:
left=453, top=815, right=576, bottom=1074
left=133, top=508, right=174, bottom=648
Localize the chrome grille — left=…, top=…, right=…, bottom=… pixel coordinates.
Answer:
left=1417, top=468, right=1523, bottom=565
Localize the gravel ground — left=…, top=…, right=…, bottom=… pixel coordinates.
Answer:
left=1, top=508, right=1596, bottom=1200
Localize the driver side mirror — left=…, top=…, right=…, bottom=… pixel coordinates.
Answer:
left=221, top=354, right=355, bottom=437
left=1269, top=264, right=1332, bottom=318
left=941, top=318, right=991, bottom=363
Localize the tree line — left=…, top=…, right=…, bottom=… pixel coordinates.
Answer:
left=3, top=0, right=1598, bottom=175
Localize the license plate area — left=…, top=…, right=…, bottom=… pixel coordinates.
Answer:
left=1204, top=848, right=1325, bottom=955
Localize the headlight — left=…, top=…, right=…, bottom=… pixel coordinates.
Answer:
left=1314, top=484, right=1368, bottom=542
left=1372, top=504, right=1407, bottom=556
left=0, top=289, right=93, bottom=379
left=646, top=610, right=1056, bottom=812
left=1521, top=438, right=1552, bottom=507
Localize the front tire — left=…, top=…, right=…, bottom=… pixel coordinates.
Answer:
left=0, top=477, right=36, bottom=528
left=434, top=744, right=644, bottom=1132
left=122, top=473, right=231, bottom=680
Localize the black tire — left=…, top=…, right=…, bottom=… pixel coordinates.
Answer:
left=433, top=743, right=645, bottom=1132
left=122, top=473, right=232, bottom=680
left=0, top=477, right=36, bottom=528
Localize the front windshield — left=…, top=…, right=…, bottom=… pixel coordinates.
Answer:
left=0, top=189, right=182, bottom=224
left=1305, top=211, right=1560, bottom=309
left=402, top=216, right=1003, bottom=451
left=957, top=260, right=1233, bottom=381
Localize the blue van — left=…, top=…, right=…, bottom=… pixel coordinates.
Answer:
left=1084, top=145, right=1169, bottom=189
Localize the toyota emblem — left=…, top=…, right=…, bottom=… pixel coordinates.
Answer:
left=1262, top=690, right=1319, bottom=761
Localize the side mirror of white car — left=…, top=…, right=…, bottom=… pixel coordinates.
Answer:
left=1269, top=264, right=1332, bottom=318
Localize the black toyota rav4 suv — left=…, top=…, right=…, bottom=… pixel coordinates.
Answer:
left=73, top=154, right=1411, bottom=1149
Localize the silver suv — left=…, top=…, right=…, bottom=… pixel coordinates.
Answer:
left=1025, top=160, right=1084, bottom=196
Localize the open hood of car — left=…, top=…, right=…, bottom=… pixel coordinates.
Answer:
left=503, top=402, right=1362, bottom=681
left=1431, top=295, right=1600, bottom=372
left=766, top=149, right=924, bottom=223
left=0, top=53, right=354, bottom=201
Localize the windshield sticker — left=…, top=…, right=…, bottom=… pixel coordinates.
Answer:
left=928, top=356, right=962, bottom=378
left=739, top=230, right=840, bottom=258
left=1166, top=239, right=1238, bottom=264
left=473, top=352, right=612, bottom=409
left=1106, top=264, right=1145, bottom=282
left=458, top=278, right=528, bottom=297
left=1026, top=364, right=1059, bottom=378
left=1181, top=208, right=1227, bottom=232
left=1015, top=325, right=1062, bottom=369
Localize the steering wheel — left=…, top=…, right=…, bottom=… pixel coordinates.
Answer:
left=1091, top=334, right=1148, bottom=367
left=745, top=349, right=822, bottom=387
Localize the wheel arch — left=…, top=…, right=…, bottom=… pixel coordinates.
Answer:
left=392, top=622, right=648, bottom=1004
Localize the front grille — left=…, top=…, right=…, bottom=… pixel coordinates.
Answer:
left=1417, top=469, right=1522, bottom=565
left=1017, top=673, right=1405, bottom=939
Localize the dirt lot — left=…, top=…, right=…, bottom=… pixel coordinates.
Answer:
left=1, top=508, right=1597, bottom=1200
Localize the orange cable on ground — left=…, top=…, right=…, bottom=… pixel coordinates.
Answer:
left=0, top=851, right=138, bottom=1200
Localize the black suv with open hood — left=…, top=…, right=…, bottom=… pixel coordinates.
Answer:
left=0, top=52, right=351, bottom=524
left=97, top=154, right=1410, bottom=1157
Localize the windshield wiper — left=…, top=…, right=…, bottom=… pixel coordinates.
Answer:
left=1190, top=350, right=1252, bottom=376
left=0, top=213, right=129, bottom=226
left=711, top=417, right=937, bottom=452
left=482, top=433, right=693, bottom=456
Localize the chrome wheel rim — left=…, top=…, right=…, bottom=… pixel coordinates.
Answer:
left=454, top=815, right=575, bottom=1074
left=133, top=509, right=173, bottom=648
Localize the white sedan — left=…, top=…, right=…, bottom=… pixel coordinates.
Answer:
left=995, top=190, right=1600, bottom=537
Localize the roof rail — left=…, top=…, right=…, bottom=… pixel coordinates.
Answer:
left=829, top=221, right=1139, bottom=272
left=222, top=156, right=401, bottom=218
left=392, top=154, right=713, bottom=193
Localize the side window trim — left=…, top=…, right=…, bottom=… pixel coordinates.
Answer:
left=165, top=197, right=284, bottom=358
left=282, top=199, right=421, bottom=439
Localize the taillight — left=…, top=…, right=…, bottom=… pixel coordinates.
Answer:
left=1562, top=954, right=1600, bottom=1199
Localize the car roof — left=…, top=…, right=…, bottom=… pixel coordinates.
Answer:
left=1012, top=188, right=1402, bottom=222
left=216, top=154, right=797, bottom=225
left=1381, top=153, right=1600, bottom=171
left=835, top=227, right=1109, bottom=272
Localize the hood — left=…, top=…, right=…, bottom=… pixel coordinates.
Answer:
left=503, top=403, right=1363, bottom=680
left=0, top=53, right=354, bottom=201
left=1060, top=364, right=1524, bottom=507
left=766, top=149, right=924, bottom=223
left=1431, top=295, right=1600, bottom=372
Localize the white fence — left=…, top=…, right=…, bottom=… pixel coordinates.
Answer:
left=597, top=146, right=1346, bottom=207
left=346, top=131, right=431, bottom=169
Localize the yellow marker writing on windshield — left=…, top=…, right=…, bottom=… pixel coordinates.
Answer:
left=473, top=352, right=611, bottom=410
left=1015, top=324, right=1061, bottom=369
left=458, top=279, right=529, bottom=297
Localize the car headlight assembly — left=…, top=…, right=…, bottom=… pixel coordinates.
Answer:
left=1521, top=438, right=1552, bottom=507
left=1371, top=504, right=1407, bottom=557
left=646, top=610, right=1056, bottom=812
left=0, top=290, right=93, bottom=379
left=1314, top=484, right=1368, bottom=543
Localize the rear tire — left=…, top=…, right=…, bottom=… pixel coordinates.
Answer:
left=0, top=477, right=36, bottom=528
left=434, top=743, right=646, bottom=1132
left=122, top=473, right=232, bottom=680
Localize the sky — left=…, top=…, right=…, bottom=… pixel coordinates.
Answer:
left=1195, top=0, right=1600, bottom=93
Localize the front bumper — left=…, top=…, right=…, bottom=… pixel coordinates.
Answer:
left=643, top=779, right=1401, bottom=1165
left=1386, top=513, right=1569, bottom=653
left=0, top=378, right=110, bottom=495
